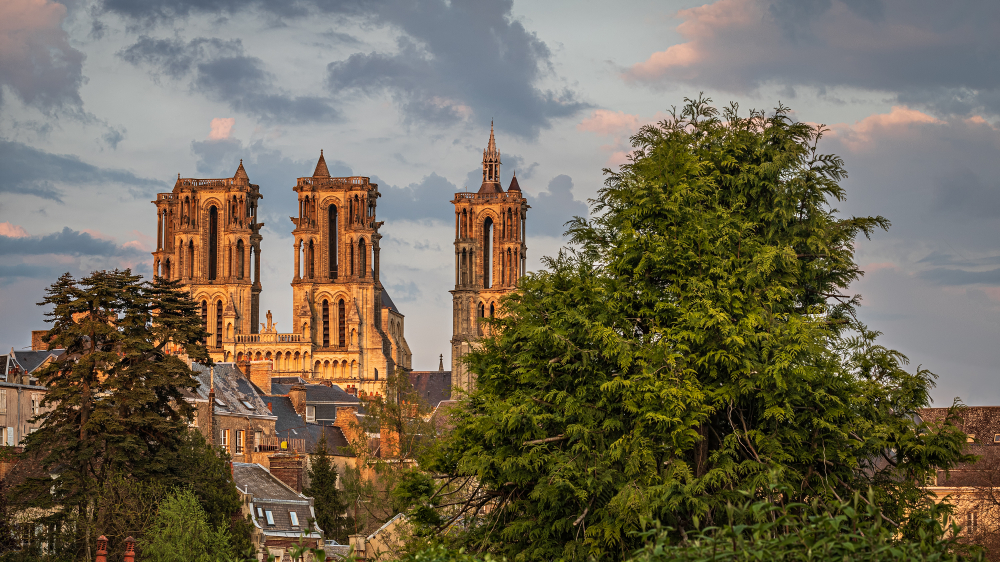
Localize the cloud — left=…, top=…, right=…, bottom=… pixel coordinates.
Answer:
left=96, top=0, right=588, bottom=138
left=119, top=36, right=340, bottom=123
left=528, top=175, right=589, bottom=238
left=625, top=0, right=1000, bottom=117
left=0, top=226, right=144, bottom=257
left=0, top=223, right=29, bottom=238
left=0, top=0, right=85, bottom=110
left=376, top=172, right=459, bottom=223
left=208, top=117, right=235, bottom=140
left=0, top=139, right=167, bottom=201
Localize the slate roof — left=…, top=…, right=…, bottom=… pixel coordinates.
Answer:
left=233, top=462, right=320, bottom=539
left=409, top=370, right=452, bottom=409
left=190, top=363, right=275, bottom=418
left=233, top=462, right=303, bottom=502
left=270, top=382, right=359, bottom=404
left=10, top=350, right=64, bottom=374
left=263, top=394, right=352, bottom=455
left=507, top=173, right=521, bottom=192
left=380, top=289, right=400, bottom=314
left=477, top=180, right=503, bottom=194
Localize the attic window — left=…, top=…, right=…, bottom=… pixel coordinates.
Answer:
left=241, top=400, right=254, bottom=409
left=257, top=507, right=263, bottom=518
left=265, top=510, right=274, bottom=525
left=214, top=398, right=226, bottom=408
left=994, top=434, right=1000, bottom=443
left=289, top=511, right=299, bottom=526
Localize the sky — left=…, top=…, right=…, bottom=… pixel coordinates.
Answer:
left=1, top=0, right=999, bottom=406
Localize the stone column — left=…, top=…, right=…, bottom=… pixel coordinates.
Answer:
left=294, top=239, right=301, bottom=280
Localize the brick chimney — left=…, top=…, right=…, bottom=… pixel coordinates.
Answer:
left=334, top=406, right=360, bottom=447
left=289, top=384, right=307, bottom=417
left=268, top=452, right=305, bottom=492
left=249, top=360, right=273, bottom=394
left=380, top=420, right=400, bottom=459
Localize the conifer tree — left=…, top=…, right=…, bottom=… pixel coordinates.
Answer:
left=423, top=97, right=972, bottom=561
left=304, top=438, right=351, bottom=543
left=18, top=270, right=211, bottom=559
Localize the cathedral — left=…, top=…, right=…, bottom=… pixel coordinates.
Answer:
left=150, top=126, right=525, bottom=396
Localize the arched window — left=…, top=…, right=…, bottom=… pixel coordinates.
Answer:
left=308, top=240, right=315, bottom=279
left=236, top=239, right=245, bottom=280
left=188, top=240, right=195, bottom=278
left=215, top=300, right=223, bottom=349
left=359, top=238, right=367, bottom=278
left=322, top=300, right=330, bottom=348
left=201, top=300, right=208, bottom=342
left=461, top=249, right=467, bottom=286
left=349, top=242, right=355, bottom=276
left=490, top=302, right=495, bottom=317
left=483, top=217, right=494, bottom=288
left=338, top=299, right=346, bottom=347
left=328, top=205, right=338, bottom=278
left=374, top=368, right=379, bottom=381
left=208, top=206, right=219, bottom=280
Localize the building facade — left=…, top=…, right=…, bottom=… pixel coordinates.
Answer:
left=153, top=154, right=409, bottom=396
left=450, top=125, right=528, bottom=392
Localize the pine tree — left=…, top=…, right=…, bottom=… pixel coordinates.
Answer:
left=18, top=270, right=211, bottom=559
left=304, top=438, right=351, bottom=543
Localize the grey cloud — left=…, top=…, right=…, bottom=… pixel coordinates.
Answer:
left=376, top=172, right=458, bottom=222
left=0, top=227, right=143, bottom=257
left=97, top=0, right=587, bottom=137
left=0, top=0, right=85, bottom=111
left=627, top=0, right=1000, bottom=117
left=0, top=139, right=166, bottom=201
left=528, top=175, right=588, bottom=238
left=119, top=36, right=339, bottom=123
left=919, top=267, right=1000, bottom=286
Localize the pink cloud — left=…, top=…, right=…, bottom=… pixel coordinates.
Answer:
left=864, top=262, right=898, bottom=273
left=827, top=106, right=942, bottom=150
left=0, top=0, right=84, bottom=108
left=0, top=222, right=29, bottom=238
left=208, top=118, right=235, bottom=140
left=577, top=110, right=641, bottom=137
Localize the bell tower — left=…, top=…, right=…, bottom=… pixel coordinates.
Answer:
left=152, top=160, right=264, bottom=363
left=450, top=124, right=528, bottom=393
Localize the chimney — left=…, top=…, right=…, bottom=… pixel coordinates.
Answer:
left=334, top=406, right=360, bottom=447
left=249, top=360, right=273, bottom=394
left=124, top=537, right=135, bottom=562
left=96, top=536, right=108, bottom=562
left=289, top=384, right=307, bottom=417
left=31, top=330, right=49, bottom=351
left=267, top=452, right=305, bottom=492
left=381, top=420, right=400, bottom=459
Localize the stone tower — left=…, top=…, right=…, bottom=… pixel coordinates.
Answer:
left=284, top=151, right=410, bottom=393
left=450, top=124, right=528, bottom=392
left=151, top=161, right=264, bottom=362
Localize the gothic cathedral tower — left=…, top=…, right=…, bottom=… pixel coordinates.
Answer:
left=289, top=152, right=409, bottom=393
left=152, top=161, right=264, bottom=362
left=450, top=124, right=528, bottom=392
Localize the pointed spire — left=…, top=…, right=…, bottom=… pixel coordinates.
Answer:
left=487, top=120, right=497, bottom=154
left=507, top=169, right=521, bottom=192
left=479, top=121, right=502, bottom=193
left=313, top=149, right=330, bottom=178
left=234, top=159, right=248, bottom=180
left=438, top=354, right=444, bottom=372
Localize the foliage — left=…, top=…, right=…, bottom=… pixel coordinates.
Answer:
left=93, top=475, right=168, bottom=560
left=17, top=271, right=210, bottom=559
left=304, top=438, right=352, bottom=543
left=421, top=97, right=971, bottom=561
left=140, top=488, right=231, bottom=562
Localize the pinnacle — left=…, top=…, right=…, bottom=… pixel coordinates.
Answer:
left=234, top=159, right=249, bottom=180
left=313, top=150, right=330, bottom=177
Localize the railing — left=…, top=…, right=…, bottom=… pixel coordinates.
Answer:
left=297, top=176, right=370, bottom=188
left=256, top=436, right=306, bottom=452
left=235, top=333, right=305, bottom=344
left=157, top=193, right=174, bottom=201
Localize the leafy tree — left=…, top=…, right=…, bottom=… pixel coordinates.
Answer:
left=140, top=488, right=231, bottom=562
left=93, top=475, right=168, bottom=560
left=304, top=438, right=351, bottom=543
left=422, top=97, right=971, bottom=560
left=18, top=270, right=211, bottom=559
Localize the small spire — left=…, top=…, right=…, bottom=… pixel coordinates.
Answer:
left=234, top=159, right=248, bottom=180
left=507, top=169, right=521, bottom=192
left=438, top=354, right=444, bottom=372
left=313, top=150, right=330, bottom=177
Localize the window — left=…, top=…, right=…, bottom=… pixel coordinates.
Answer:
left=208, top=206, right=219, bottom=280
left=994, top=434, right=1000, bottom=443
left=221, top=429, right=229, bottom=451
left=289, top=511, right=299, bottom=526
left=306, top=406, right=315, bottom=423
left=235, top=430, right=244, bottom=454
left=31, top=393, right=40, bottom=416
left=0, top=389, right=5, bottom=413
left=968, top=511, right=979, bottom=534
left=257, top=507, right=263, bottom=518
left=4, top=427, right=12, bottom=446
left=255, top=430, right=263, bottom=451
left=264, top=510, right=274, bottom=525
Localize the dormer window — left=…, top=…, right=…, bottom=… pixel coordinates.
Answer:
left=265, top=510, right=274, bottom=525
left=306, top=406, right=315, bottom=423
left=257, top=507, right=263, bottom=518
left=289, top=511, right=299, bottom=526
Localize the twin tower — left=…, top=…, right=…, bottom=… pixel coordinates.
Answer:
left=151, top=125, right=527, bottom=395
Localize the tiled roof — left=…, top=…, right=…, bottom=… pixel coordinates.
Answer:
left=409, top=371, right=452, bottom=409
left=477, top=180, right=503, bottom=194
left=313, top=150, right=330, bottom=178
left=270, top=382, right=360, bottom=404
left=380, top=289, right=400, bottom=314
left=11, top=350, right=64, bottom=374
left=263, top=395, right=352, bottom=455
left=233, top=462, right=304, bottom=502
left=507, top=173, right=521, bottom=192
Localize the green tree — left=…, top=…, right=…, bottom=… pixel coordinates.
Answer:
left=18, top=271, right=211, bottom=559
left=423, top=97, right=971, bottom=560
left=304, top=438, right=351, bottom=543
left=140, top=488, right=231, bottom=562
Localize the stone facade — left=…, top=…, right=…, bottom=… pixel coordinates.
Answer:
left=450, top=125, right=528, bottom=392
left=153, top=153, right=410, bottom=396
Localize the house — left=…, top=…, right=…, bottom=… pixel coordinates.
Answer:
left=232, top=462, right=324, bottom=561
left=269, top=377, right=360, bottom=425
left=2, top=348, right=64, bottom=386
left=184, top=363, right=278, bottom=465
left=349, top=513, right=410, bottom=561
